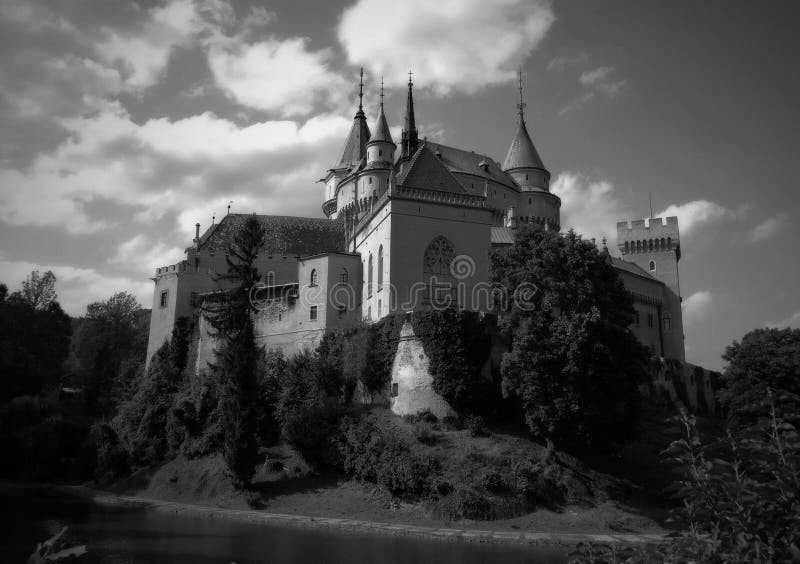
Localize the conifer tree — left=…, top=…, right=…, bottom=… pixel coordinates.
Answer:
left=202, top=215, right=266, bottom=485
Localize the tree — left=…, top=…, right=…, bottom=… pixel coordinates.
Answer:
left=491, top=226, right=649, bottom=447
left=0, top=273, right=71, bottom=401
left=10, top=270, right=57, bottom=311
left=72, top=292, right=148, bottom=412
left=719, top=327, right=800, bottom=424
left=202, top=215, right=266, bottom=485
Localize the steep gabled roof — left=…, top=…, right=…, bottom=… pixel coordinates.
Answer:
left=502, top=118, right=545, bottom=172
left=396, top=144, right=467, bottom=194
left=197, top=214, right=346, bottom=256
left=425, top=141, right=518, bottom=193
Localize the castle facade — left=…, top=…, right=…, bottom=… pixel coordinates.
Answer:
left=146, top=73, right=686, bottom=373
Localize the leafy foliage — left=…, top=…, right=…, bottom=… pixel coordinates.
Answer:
left=10, top=269, right=57, bottom=311
left=718, top=327, right=800, bottom=424
left=491, top=226, right=649, bottom=447
left=411, top=309, right=493, bottom=413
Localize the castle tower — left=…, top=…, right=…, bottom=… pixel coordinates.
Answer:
left=323, top=68, right=371, bottom=218
left=504, top=71, right=560, bottom=229
left=400, top=71, right=419, bottom=162
left=616, top=216, right=681, bottom=297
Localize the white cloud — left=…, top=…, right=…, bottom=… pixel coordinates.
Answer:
left=208, top=36, right=348, bottom=116
left=657, top=200, right=736, bottom=236
left=766, top=310, right=800, bottom=329
left=560, top=65, right=626, bottom=116
left=0, top=258, right=151, bottom=316
left=551, top=171, right=631, bottom=247
left=547, top=52, right=588, bottom=72
left=338, top=0, right=555, bottom=94
left=682, top=290, right=713, bottom=328
left=98, top=0, right=201, bottom=90
left=745, top=215, right=786, bottom=243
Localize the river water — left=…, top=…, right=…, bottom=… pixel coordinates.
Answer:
left=0, top=490, right=568, bottom=563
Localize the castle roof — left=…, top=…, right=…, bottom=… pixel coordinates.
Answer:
left=425, top=141, right=518, bottom=192
left=196, top=214, right=346, bottom=256
left=609, top=256, right=663, bottom=285
left=502, top=118, right=546, bottom=172
left=396, top=143, right=467, bottom=194
left=335, top=109, right=371, bottom=170
left=369, top=104, right=394, bottom=146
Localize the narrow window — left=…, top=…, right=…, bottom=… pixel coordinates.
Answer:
left=624, top=242, right=630, bottom=254
left=648, top=313, right=654, bottom=328
left=368, top=253, right=373, bottom=297
left=310, top=269, right=318, bottom=286
left=266, top=272, right=275, bottom=286
left=649, top=260, right=656, bottom=272
left=378, top=149, right=383, bottom=157
left=339, top=268, right=349, bottom=284
left=160, top=290, right=168, bottom=308
left=378, top=299, right=382, bottom=315
left=663, top=314, right=671, bottom=332
left=369, top=177, right=373, bottom=185
left=377, top=245, right=384, bottom=289
left=310, top=305, right=318, bottom=321
left=391, top=383, right=398, bottom=397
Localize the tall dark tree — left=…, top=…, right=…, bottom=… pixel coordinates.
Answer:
left=491, top=225, right=649, bottom=447
left=0, top=272, right=71, bottom=401
left=202, top=215, right=266, bottom=485
left=719, top=327, right=800, bottom=424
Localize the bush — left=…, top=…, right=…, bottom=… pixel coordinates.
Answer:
left=338, top=414, right=440, bottom=496
left=413, top=421, right=437, bottom=445
left=434, top=485, right=494, bottom=521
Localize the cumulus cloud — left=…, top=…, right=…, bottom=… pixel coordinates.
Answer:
left=551, top=171, right=632, bottom=247
left=338, top=0, right=555, bottom=94
left=682, top=290, right=714, bottom=328
left=745, top=214, right=786, bottom=243
left=766, top=310, right=800, bottom=329
left=656, top=200, right=736, bottom=236
left=208, top=37, right=348, bottom=116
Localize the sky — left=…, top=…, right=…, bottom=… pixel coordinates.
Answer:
left=1, top=0, right=799, bottom=371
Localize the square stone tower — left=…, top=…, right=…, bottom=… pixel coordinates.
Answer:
left=616, top=216, right=681, bottom=297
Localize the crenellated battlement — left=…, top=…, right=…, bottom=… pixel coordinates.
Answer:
left=154, top=260, right=188, bottom=277
left=617, top=216, right=680, bottom=256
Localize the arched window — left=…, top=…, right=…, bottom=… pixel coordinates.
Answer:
left=663, top=313, right=672, bottom=332
left=423, top=236, right=456, bottom=275
left=649, top=260, right=656, bottom=272
left=339, top=268, right=349, bottom=284
left=368, top=253, right=373, bottom=297
left=310, top=269, right=318, bottom=286
left=648, top=239, right=653, bottom=251
left=636, top=240, right=642, bottom=253
left=667, top=237, right=672, bottom=250
left=377, top=245, right=384, bottom=288
left=624, top=242, right=630, bottom=254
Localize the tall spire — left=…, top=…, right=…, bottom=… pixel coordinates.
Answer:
left=401, top=70, right=418, bottom=160
left=370, top=76, right=394, bottom=146
left=502, top=68, right=546, bottom=173
left=334, top=67, right=370, bottom=169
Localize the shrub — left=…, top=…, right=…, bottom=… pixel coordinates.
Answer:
left=413, top=421, right=437, bottom=445
left=433, top=486, right=494, bottom=521
left=338, top=414, right=440, bottom=496
left=441, top=415, right=463, bottom=431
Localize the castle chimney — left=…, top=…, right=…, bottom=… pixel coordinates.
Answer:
left=194, top=223, right=200, bottom=250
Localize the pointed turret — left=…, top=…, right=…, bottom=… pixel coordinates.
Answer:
left=503, top=70, right=550, bottom=192
left=335, top=68, right=371, bottom=169
left=400, top=71, right=419, bottom=161
left=367, top=78, right=396, bottom=169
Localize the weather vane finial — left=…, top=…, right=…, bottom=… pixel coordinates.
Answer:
left=380, top=76, right=385, bottom=106
left=517, top=66, right=526, bottom=120
left=408, top=69, right=413, bottom=86
left=358, top=67, right=364, bottom=111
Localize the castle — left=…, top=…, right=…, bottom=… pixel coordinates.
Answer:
left=146, top=71, right=690, bottom=395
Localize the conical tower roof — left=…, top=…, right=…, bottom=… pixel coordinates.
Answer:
left=503, top=70, right=546, bottom=172
left=369, top=103, right=394, bottom=145
left=502, top=117, right=545, bottom=171
left=335, top=69, right=371, bottom=169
